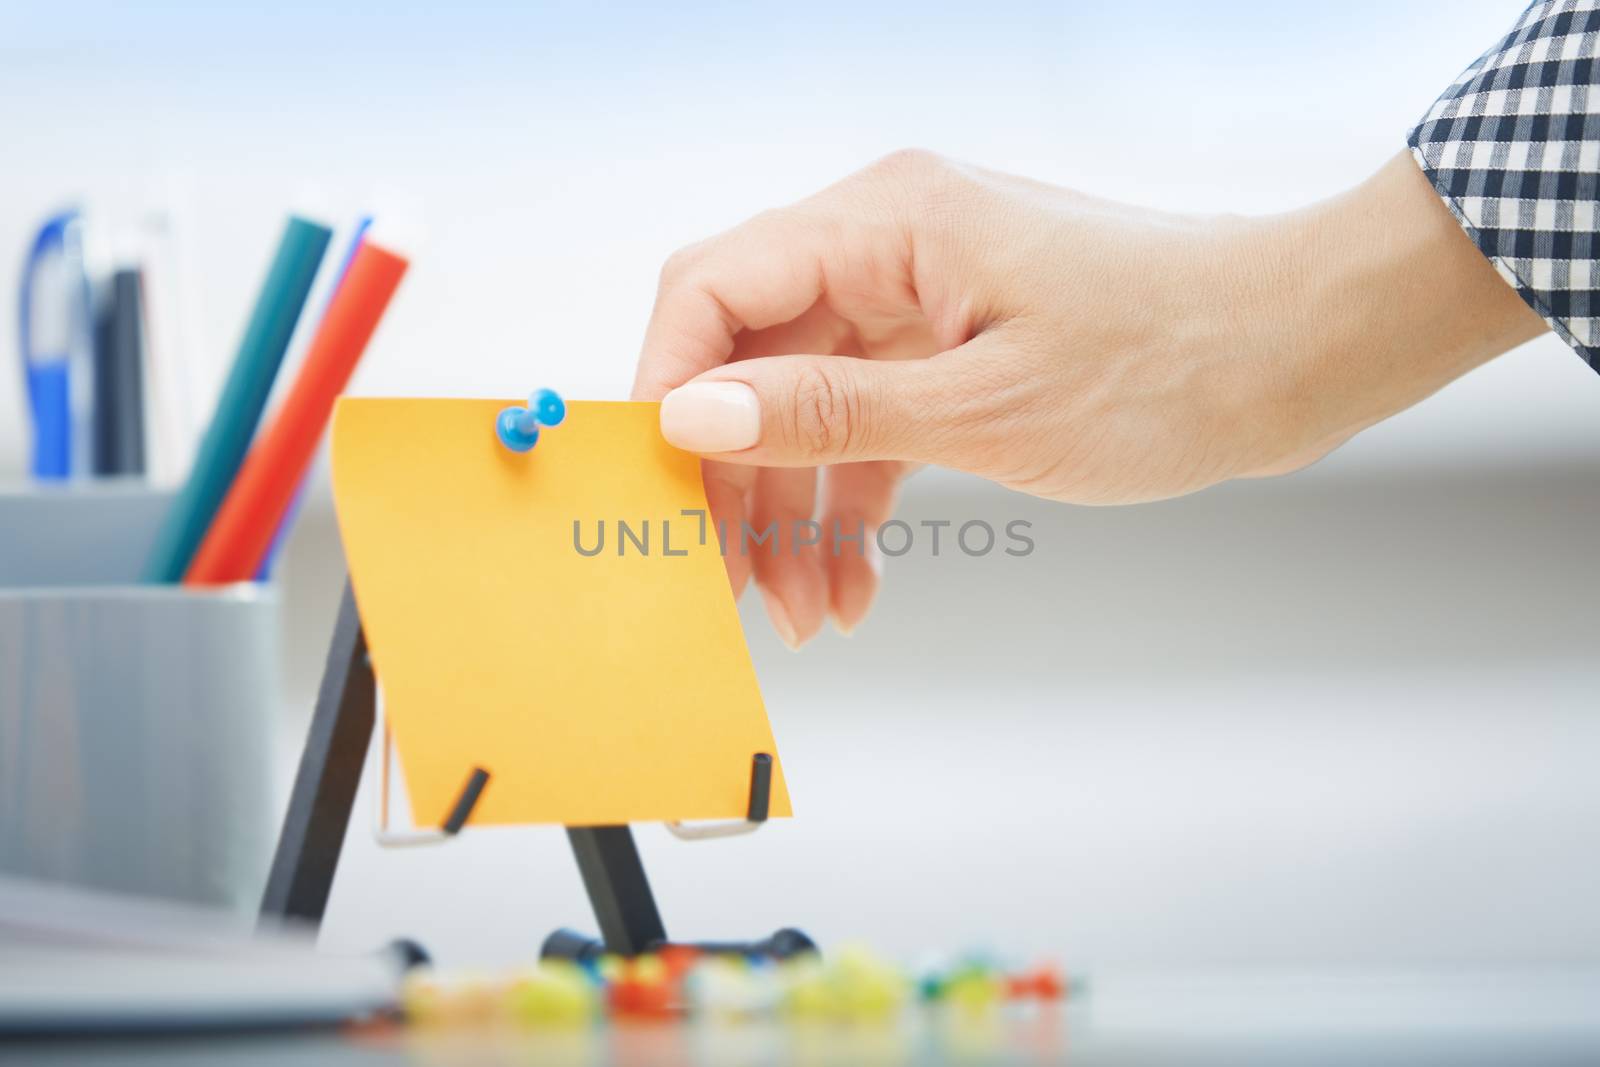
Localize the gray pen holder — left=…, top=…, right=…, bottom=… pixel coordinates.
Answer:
left=0, top=485, right=278, bottom=914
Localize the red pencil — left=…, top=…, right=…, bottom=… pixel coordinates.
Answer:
left=185, top=240, right=409, bottom=585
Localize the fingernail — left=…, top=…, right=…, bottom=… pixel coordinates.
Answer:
left=760, top=587, right=802, bottom=650
left=832, top=541, right=881, bottom=637
left=660, top=381, right=761, bottom=453
left=864, top=532, right=885, bottom=578
left=831, top=578, right=877, bottom=638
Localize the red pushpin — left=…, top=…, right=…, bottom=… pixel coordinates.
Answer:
left=1005, top=963, right=1067, bottom=1000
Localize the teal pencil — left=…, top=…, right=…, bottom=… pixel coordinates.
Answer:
left=141, top=217, right=332, bottom=582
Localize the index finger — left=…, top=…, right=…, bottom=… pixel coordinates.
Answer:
left=630, top=209, right=829, bottom=401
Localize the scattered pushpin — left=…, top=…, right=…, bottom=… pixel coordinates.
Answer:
left=582, top=953, right=625, bottom=988
left=400, top=974, right=449, bottom=1026
left=496, top=388, right=566, bottom=452
left=942, top=964, right=1004, bottom=1016
left=401, top=970, right=501, bottom=1027
left=914, top=951, right=951, bottom=1002
left=780, top=958, right=836, bottom=1021
left=1005, top=962, right=1067, bottom=1001
left=587, top=953, right=625, bottom=987
left=687, top=956, right=782, bottom=1019
left=657, top=944, right=702, bottom=984
left=830, top=946, right=908, bottom=1022
left=778, top=946, right=908, bottom=1023
left=398, top=946, right=1067, bottom=1030
left=607, top=954, right=677, bottom=1019
left=506, top=960, right=598, bottom=1026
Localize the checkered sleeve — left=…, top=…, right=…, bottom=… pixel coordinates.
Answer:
left=1408, top=0, right=1600, bottom=372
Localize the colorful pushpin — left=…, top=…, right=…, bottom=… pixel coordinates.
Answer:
left=778, top=958, right=836, bottom=1021
left=506, top=960, right=598, bottom=1027
left=1004, top=962, right=1068, bottom=1001
left=606, top=954, right=677, bottom=1019
left=401, top=970, right=501, bottom=1027
left=943, top=963, right=1004, bottom=1016
left=778, top=946, right=907, bottom=1023
left=685, top=956, right=781, bottom=1019
left=914, top=951, right=951, bottom=1002
left=830, top=947, right=909, bottom=1022
left=496, top=388, right=566, bottom=452
left=581, top=953, right=625, bottom=988
left=656, top=944, right=702, bottom=986
left=400, top=974, right=450, bottom=1026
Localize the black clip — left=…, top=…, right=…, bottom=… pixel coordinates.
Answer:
left=441, top=767, right=491, bottom=834
left=664, top=751, right=774, bottom=841
left=746, top=752, right=772, bottom=823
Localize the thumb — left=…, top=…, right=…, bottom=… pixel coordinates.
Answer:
left=658, top=350, right=986, bottom=468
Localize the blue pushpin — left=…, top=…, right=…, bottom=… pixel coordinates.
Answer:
left=531, top=388, right=566, bottom=427
left=497, top=389, right=565, bottom=453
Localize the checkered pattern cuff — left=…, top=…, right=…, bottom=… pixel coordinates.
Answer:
left=1408, top=0, right=1600, bottom=372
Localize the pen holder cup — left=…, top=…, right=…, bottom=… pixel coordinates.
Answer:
left=0, top=485, right=279, bottom=914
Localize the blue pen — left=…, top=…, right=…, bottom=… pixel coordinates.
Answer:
left=254, top=216, right=373, bottom=581
left=18, top=211, right=93, bottom=480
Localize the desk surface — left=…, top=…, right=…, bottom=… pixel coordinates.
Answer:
left=6, top=971, right=1599, bottom=1066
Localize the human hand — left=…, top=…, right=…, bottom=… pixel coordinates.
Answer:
left=632, top=150, right=1544, bottom=647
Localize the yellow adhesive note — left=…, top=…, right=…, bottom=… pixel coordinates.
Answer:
left=330, top=398, right=791, bottom=827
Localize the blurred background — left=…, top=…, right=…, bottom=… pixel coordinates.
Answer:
left=2, top=0, right=1597, bottom=972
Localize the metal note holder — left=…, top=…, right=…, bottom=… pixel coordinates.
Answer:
left=259, top=581, right=816, bottom=963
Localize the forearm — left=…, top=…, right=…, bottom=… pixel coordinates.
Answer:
left=1225, top=152, right=1547, bottom=473
left=1307, top=152, right=1545, bottom=408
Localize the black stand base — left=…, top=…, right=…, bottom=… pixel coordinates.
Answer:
left=541, top=926, right=818, bottom=964
left=542, top=824, right=816, bottom=962
left=262, top=581, right=817, bottom=964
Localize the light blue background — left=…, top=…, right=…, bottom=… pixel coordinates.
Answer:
left=3, top=2, right=1598, bottom=971
left=5, top=0, right=1593, bottom=458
